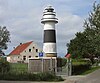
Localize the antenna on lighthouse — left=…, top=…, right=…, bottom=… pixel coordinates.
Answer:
left=41, top=6, right=58, bottom=57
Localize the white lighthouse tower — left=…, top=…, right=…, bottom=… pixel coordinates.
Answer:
left=41, top=6, right=58, bottom=57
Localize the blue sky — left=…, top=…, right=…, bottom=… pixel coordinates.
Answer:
left=0, top=0, right=99, bottom=57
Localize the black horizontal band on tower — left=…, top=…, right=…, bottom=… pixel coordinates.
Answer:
left=44, top=30, right=56, bottom=43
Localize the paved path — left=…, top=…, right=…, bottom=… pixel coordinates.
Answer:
left=76, top=69, right=100, bottom=83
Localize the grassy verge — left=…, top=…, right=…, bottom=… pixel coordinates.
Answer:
left=0, top=72, right=64, bottom=81
left=0, top=63, right=64, bottom=81
left=10, top=63, right=28, bottom=73
left=80, top=66, right=100, bottom=75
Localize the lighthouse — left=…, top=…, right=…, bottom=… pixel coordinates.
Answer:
left=41, top=6, right=58, bottom=57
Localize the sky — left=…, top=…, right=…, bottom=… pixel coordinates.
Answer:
left=0, top=0, right=99, bottom=57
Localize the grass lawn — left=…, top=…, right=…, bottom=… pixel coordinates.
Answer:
left=10, top=63, right=28, bottom=73
left=0, top=63, right=64, bottom=81
left=72, top=61, right=88, bottom=65
left=80, top=66, right=100, bottom=75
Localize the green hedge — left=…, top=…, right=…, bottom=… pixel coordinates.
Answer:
left=72, top=64, right=91, bottom=75
left=0, top=72, right=64, bottom=81
left=72, top=59, right=91, bottom=75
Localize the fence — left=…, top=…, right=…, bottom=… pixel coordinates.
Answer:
left=8, top=58, right=72, bottom=77
left=28, top=57, right=57, bottom=73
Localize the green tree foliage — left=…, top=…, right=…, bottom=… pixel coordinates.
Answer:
left=67, top=2, right=100, bottom=64
left=67, top=32, right=89, bottom=59
left=0, top=26, right=10, bottom=50
left=0, top=58, right=10, bottom=73
left=57, top=58, right=67, bottom=67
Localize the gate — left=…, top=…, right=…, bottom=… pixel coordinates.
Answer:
left=56, top=58, right=72, bottom=77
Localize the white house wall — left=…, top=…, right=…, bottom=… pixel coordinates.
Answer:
left=20, top=42, right=42, bottom=63
left=8, top=42, right=42, bottom=63
left=7, top=55, right=21, bottom=63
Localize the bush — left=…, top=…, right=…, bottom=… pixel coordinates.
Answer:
left=0, top=58, right=10, bottom=73
left=37, top=72, right=55, bottom=81
left=37, top=72, right=63, bottom=81
left=0, top=72, right=64, bottom=81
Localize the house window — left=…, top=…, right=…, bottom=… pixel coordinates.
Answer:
left=18, top=56, right=19, bottom=58
left=29, top=56, right=31, bottom=58
left=29, top=49, right=31, bottom=52
left=36, top=49, right=38, bottom=52
left=23, top=56, right=26, bottom=61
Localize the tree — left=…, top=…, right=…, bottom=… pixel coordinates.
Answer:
left=0, top=58, right=10, bottom=73
left=67, top=32, right=89, bottom=59
left=0, top=26, right=10, bottom=51
left=67, top=2, right=100, bottom=64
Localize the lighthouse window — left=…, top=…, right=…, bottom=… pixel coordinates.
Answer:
left=36, top=49, right=38, bottom=52
left=47, top=9, right=53, bottom=12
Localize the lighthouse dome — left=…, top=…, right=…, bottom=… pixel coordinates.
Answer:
left=41, top=6, right=58, bottom=23
left=44, top=6, right=54, bottom=12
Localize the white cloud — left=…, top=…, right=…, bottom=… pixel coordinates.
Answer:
left=57, top=12, right=84, bottom=40
left=56, top=12, right=84, bottom=56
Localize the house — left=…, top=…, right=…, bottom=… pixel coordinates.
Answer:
left=7, top=41, right=42, bottom=63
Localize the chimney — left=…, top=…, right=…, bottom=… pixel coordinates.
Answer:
left=13, top=47, right=15, bottom=49
left=20, top=43, right=22, bottom=45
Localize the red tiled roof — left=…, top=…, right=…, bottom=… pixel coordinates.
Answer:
left=10, top=41, right=33, bottom=55
left=65, top=54, right=71, bottom=58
